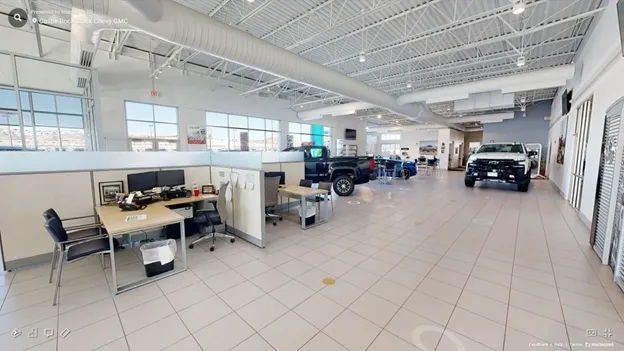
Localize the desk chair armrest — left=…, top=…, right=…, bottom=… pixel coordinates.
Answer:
left=66, top=223, right=102, bottom=233
left=62, top=214, right=98, bottom=222
left=59, top=235, right=109, bottom=250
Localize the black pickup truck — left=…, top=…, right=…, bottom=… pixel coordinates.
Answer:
left=283, top=146, right=374, bottom=196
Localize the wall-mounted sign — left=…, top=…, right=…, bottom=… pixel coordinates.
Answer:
left=187, top=125, right=206, bottom=145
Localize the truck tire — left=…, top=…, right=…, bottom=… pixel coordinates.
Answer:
left=465, top=177, right=475, bottom=187
left=333, top=175, right=355, bottom=196
left=517, top=173, right=530, bottom=192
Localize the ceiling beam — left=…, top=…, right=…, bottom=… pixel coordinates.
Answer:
left=349, top=8, right=603, bottom=78
left=321, top=0, right=544, bottom=67
left=261, top=0, right=336, bottom=39
left=285, top=0, right=404, bottom=50
left=237, top=0, right=278, bottom=25
left=209, top=0, right=231, bottom=17
left=366, top=35, right=581, bottom=86
left=298, top=0, right=441, bottom=55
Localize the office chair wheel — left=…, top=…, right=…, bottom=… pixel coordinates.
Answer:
left=279, top=217, right=283, bottom=221
left=272, top=222, right=277, bottom=226
left=189, top=244, right=195, bottom=249
left=209, top=246, right=215, bottom=252
left=230, top=238, right=236, bottom=243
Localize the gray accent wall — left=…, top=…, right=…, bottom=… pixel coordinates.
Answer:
left=482, top=100, right=552, bottom=157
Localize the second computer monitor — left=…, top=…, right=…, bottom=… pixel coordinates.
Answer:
left=157, top=170, right=185, bottom=187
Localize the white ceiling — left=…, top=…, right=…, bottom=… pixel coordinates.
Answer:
left=11, top=0, right=605, bottom=126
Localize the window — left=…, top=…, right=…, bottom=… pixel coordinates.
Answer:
left=381, top=134, right=400, bottom=141
left=0, top=89, right=86, bottom=151
left=205, top=112, right=280, bottom=151
left=381, top=143, right=401, bottom=154
left=126, top=101, right=179, bottom=151
left=288, top=122, right=331, bottom=148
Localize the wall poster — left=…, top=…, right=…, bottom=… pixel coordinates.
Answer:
left=419, top=140, right=438, bottom=156
left=556, top=115, right=568, bottom=164
left=187, top=125, right=206, bottom=145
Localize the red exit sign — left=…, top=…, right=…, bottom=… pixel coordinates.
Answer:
left=149, top=90, right=159, bottom=97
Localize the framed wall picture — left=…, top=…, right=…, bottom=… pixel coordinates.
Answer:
left=202, top=185, right=215, bottom=194
left=99, top=181, right=124, bottom=205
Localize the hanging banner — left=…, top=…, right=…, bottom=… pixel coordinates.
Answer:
left=187, top=125, right=206, bottom=145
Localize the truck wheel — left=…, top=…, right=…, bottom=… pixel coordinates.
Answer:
left=333, top=175, right=355, bottom=196
left=517, top=182, right=529, bottom=192
left=465, top=177, right=475, bottom=187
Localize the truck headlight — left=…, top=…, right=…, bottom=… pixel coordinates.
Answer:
left=468, top=156, right=477, bottom=166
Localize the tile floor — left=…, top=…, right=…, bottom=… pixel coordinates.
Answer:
left=2, top=172, right=624, bottom=350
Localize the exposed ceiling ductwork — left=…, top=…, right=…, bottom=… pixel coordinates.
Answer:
left=63, top=0, right=450, bottom=126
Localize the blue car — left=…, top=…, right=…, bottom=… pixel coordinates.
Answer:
left=373, top=159, right=417, bottom=179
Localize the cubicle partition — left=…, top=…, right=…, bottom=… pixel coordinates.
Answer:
left=0, top=152, right=266, bottom=270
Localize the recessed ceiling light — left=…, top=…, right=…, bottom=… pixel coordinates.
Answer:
left=377, top=115, right=382, bottom=119
left=513, top=1, right=526, bottom=15
left=406, top=81, right=412, bottom=88
left=300, top=105, right=303, bottom=108
left=447, top=108, right=451, bottom=111
left=359, top=52, right=366, bottom=63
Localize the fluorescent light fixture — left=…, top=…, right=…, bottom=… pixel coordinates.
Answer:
left=342, top=110, right=356, bottom=115
left=247, top=0, right=255, bottom=2
left=154, top=75, right=159, bottom=80
left=482, top=119, right=504, bottom=124
left=517, top=55, right=526, bottom=67
left=447, top=108, right=451, bottom=111
left=520, top=106, right=526, bottom=112
left=406, top=81, right=412, bottom=88
left=513, top=1, right=526, bottom=15
left=359, top=52, right=366, bottom=63
left=520, top=97, right=526, bottom=103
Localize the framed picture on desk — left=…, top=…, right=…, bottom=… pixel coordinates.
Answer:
left=99, top=181, right=124, bottom=205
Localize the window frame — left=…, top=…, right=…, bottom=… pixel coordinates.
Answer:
left=125, top=100, right=180, bottom=152
left=205, top=111, right=281, bottom=151
left=0, top=89, right=87, bottom=151
left=288, top=122, right=331, bottom=148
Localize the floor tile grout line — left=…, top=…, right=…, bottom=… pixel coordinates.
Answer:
left=429, top=195, right=506, bottom=351
left=0, top=271, right=15, bottom=312
left=100, top=253, right=132, bottom=351
left=356, top=196, right=492, bottom=351
left=154, top=275, right=214, bottom=351
left=552, top=197, right=624, bottom=322
left=536, top=196, right=584, bottom=349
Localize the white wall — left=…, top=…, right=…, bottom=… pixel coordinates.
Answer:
left=400, top=129, right=439, bottom=160
left=436, top=128, right=464, bottom=170
left=0, top=22, right=367, bottom=156
left=547, top=0, right=624, bottom=223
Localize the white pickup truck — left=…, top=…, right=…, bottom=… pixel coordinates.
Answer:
left=465, top=142, right=536, bottom=192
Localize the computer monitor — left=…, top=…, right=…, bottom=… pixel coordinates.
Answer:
left=127, top=171, right=158, bottom=192
left=265, top=171, right=285, bottom=185
left=157, top=170, right=185, bottom=187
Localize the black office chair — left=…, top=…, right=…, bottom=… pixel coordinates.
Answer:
left=384, top=161, right=396, bottom=184
left=43, top=208, right=109, bottom=284
left=44, top=217, right=110, bottom=306
left=265, top=176, right=283, bottom=226
left=299, top=179, right=313, bottom=187
left=189, top=182, right=235, bottom=251
left=315, top=181, right=334, bottom=216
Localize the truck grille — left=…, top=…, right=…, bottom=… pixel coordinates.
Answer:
left=475, top=159, right=515, bottom=171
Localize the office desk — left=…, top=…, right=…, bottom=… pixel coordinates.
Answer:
left=95, top=195, right=216, bottom=294
left=278, top=185, right=329, bottom=230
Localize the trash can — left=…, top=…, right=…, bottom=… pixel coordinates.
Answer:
left=299, top=203, right=316, bottom=226
left=140, top=239, right=177, bottom=277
